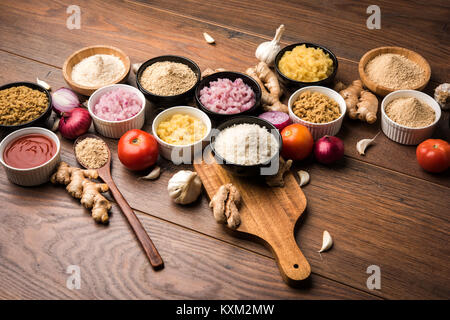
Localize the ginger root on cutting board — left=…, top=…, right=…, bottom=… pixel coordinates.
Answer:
left=265, top=157, right=293, bottom=187
left=246, top=62, right=288, bottom=113
left=51, top=162, right=111, bottom=224
left=336, top=79, right=378, bottom=124
left=209, top=184, right=241, bottom=229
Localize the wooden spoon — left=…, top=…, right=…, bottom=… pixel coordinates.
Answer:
left=74, top=134, right=164, bottom=270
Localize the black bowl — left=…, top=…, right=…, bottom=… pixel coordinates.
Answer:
left=136, top=55, right=201, bottom=108
left=195, top=71, right=262, bottom=122
left=274, top=42, right=338, bottom=90
left=0, top=82, right=52, bottom=131
left=210, top=116, right=282, bottom=177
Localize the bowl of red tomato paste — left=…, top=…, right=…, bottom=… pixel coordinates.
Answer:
left=0, top=127, right=61, bottom=186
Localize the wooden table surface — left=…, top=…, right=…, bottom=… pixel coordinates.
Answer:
left=0, top=0, right=449, bottom=300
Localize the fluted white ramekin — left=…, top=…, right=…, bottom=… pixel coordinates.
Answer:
left=288, top=86, right=346, bottom=140
left=0, top=127, right=61, bottom=186
left=88, top=84, right=146, bottom=139
left=152, top=106, right=211, bottom=164
left=381, top=90, right=441, bottom=145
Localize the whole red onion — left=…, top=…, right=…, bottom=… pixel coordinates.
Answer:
left=314, top=135, right=344, bottom=164
left=59, top=108, right=92, bottom=140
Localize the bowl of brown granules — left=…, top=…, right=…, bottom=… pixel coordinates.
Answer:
left=0, top=82, right=52, bottom=131
left=136, top=55, right=201, bottom=108
left=359, top=47, right=431, bottom=96
left=381, top=90, right=441, bottom=145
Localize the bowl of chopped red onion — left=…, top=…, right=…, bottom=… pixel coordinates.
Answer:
left=195, top=71, right=262, bottom=121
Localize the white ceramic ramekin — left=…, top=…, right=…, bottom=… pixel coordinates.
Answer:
left=288, top=86, right=347, bottom=140
left=0, top=127, right=61, bottom=186
left=381, top=90, right=441, bottom=145
left=88, top=84, right=146, bottom=139
left=152, top=106, right=212, bottom=164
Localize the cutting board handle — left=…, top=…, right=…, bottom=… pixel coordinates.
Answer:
left=271, top=233, right=311, bottom=285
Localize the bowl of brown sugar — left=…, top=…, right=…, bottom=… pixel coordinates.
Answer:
left=381, top=90, right=441, bottom=145
left=136, top=55, right=201, bottom=108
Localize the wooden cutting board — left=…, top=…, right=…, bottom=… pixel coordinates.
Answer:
left=194, top=152, right=311, bottom=286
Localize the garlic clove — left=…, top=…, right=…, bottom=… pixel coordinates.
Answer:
left=318, top=230, right=333, bottom=253
left=297, top=170, right=310, bottom=187
left=36, top=78, right=51, bottom=90
left=132, top=63, right=142, bottom=74
left=203, top=32, right=215, bottom=44
left=139, top=166, right=160, bottom=180
left=356, top=132, right=380, bottom=155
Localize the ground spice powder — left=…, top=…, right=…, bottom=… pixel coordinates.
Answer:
left=75, top=138, right=109, bottom=169
left=385, top=97, right=435, bottom=128
left=365, top=53, right=425, bottom=90
left=140, top=61, right=196, bottom=96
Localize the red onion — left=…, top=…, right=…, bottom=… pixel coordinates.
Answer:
left=258, top=111, right=291, bottom=130
left=314, top=135, right=344, bottom=164
left=59, top=108, right=92, bottom=140
left=52, top=87, right=80, bottom=115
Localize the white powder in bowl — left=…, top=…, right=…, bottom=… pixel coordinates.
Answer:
left=214, top=123, right=279, bottom=165
left=71, top=54, right=125, bottom=87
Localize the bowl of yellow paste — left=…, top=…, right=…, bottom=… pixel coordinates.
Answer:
left=152, top=106, right=211, bottom=163
left=275, top=43, right=338, bottom=89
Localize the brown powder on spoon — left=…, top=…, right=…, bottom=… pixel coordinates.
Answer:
left=75, top=138, right=109, bottom=169
left=385, top=97, right=435, bottom=128
left=365, top=53, right=425, bottom=90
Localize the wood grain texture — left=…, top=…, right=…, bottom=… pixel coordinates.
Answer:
left=0, top=0, right=447, bottom=186
left=195, top=154, right=311, bottom=286
left=0, top=174, right=376, bottom=300
left=135, top=0, right=450, bottom=83
left=0, top=1, right=449, bottom=300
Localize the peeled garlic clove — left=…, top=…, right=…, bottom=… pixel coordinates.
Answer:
left=318, top=230, right=333, bottom=253
left=36, top=78, right=51, bottom=90
left=203, top=32, right=215, bottom=44
left=297, top=170, right=310, bottom=187
left=132, top=63, right=142, bottom=74
left=139, top=166, right=160, bottom=180
left=356, top=132, right=380, bottom=155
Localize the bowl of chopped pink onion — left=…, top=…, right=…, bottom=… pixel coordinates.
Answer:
left=195, top=71, right=261, bottom=121
left=88, top=84, right=146, bottom=138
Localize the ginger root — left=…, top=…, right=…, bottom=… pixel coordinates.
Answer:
left=338, top=80, right=378, bottom=124
left=51, top=162, right=111, bottom=224
left=202, top=67, right=226, bottom=78
left=265, top=157, right=292, bottom=187
left=356, top=90, right=378, bottom=124
left=209, top=184, right=241, bottom=229
left=246, top=62, right=288, bottom=113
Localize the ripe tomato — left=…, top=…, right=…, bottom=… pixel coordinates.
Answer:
left=280, top=124, right=314, bottom=160
left=416, top=139, right=450, bottom=173
left=118, top=129, right=158, bottom=171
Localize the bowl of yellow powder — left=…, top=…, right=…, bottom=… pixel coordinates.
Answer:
left=275, top=43, right=338, bottom=89
left=136, top=55, right=201, bottom=108
left=381, top=90, right=441, bottom=145
left=152, top=106, right=211, bottom=163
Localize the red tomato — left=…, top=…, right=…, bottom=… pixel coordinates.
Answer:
left=118, top=129, right=158, bottom=171
left=280, top=124, right=314, bottom=160
left=416, top=139, right=450, bottom=173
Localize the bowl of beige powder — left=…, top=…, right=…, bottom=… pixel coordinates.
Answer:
left=381, top=90, right=441, bottom=145
left=136, top=55, right=201, bottom=108
left=359, top=47, right=431, bottom=96
left=63, top=45, right=131, bottom=96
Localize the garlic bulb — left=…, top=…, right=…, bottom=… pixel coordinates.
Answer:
left=255, top=24, right=285, bottom=66
left=167, top=170, right=202, bottom=205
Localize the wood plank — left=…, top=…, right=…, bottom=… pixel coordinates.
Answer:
left=134, top=0, right=450, bottom=83
left=0, top=176, right=377, bottom=300
left=0, top=51, right=448, bottom=299
left=0, top=0, right=448, bottom=186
